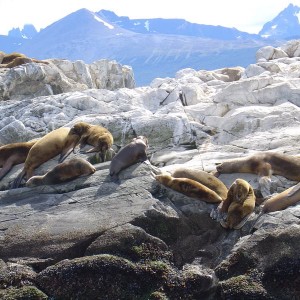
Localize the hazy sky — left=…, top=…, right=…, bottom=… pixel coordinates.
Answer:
left=0, top=0, right=300, bottom=35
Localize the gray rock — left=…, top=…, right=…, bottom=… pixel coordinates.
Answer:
left=1, top=42, right=300, bottom=299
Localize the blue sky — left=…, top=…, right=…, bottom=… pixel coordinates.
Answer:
left=0, top=0, right=299, bottom=35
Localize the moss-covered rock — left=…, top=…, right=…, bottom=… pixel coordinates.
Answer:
left=36, top=254, right=169, bottom=299
left=0, top=286, right=48, bottom=300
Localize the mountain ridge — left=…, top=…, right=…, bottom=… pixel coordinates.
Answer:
left=1, top=4, right=297, bottom=85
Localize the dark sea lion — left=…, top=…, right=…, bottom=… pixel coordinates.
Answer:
left=109, top=136, right=148, bottom=181
left=171, top=167, right=228, bottom=200
left=219, top=178, right=256, bottom=229
left=214, top=152, right=300, bottom=181
left=12, top=127, right=79, bottom=188
left=262, top=182, right=300, bottom=213
left=26, top=157, right=96, bottom=187
left=0, top=140, right=38, bottom=181
left=1, top=52, right=26, bottom=64
left=155, top=173, right=223, bottom=203
left=0, top=57, right=49, bottom=68
left=59, top=121, right=113, bottom=163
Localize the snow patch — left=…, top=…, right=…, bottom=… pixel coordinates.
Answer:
left=94, top=15, right=114, bottom=30
left=296, top=11, right=300, bottom=23
left=144, top=20, right=150, bottom=31
left=271, top=24, right=278, bottom=30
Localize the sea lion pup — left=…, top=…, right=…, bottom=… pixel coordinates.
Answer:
left=0, top=57, right=49, bottom=68
left=0, top=139, right=38, bottom=181
left=109, top=136, right=149, bottom=181
left=59, top=122, right=114, bottom=163
left=26, top=157, right=96, bottom=187
left=262, top=182, right=300, bottom=213
left=171, top=167, right=228, bottom=200
left=214, top=151, right=300, bottom=182
left=155, top=173, right=223, bottom=203
left=12, top=127, right=79, bottom=188
left=219, top=179, right=256, bottom=229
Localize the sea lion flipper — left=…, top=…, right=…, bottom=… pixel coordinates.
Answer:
left=287, top=182, right=300, bottom=197
left=233, top=211, right=255, bottom=230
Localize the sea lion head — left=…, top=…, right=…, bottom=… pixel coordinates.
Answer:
left=231, top=179, right=249, bottom=203
left=69, top=122, right=90, bottom=136
left=134, top=136, right=149, bottom=148
left=155, top=173, right=173, bottom=186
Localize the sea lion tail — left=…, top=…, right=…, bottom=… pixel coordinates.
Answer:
left=11, top=169, right=26, bottom=189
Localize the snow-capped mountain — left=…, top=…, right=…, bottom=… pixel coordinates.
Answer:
left=259, top=4, right=300, bottom=39
left=98, top=10, right=260, bottom=40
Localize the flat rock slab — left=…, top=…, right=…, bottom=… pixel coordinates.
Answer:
left=0, top=164, right=157, bottom=263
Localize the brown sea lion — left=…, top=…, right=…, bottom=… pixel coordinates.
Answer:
left=220, top=179, right=256, bottom=229
left=155, top=173, right=223, bottom=203
left=0, top=57, right=49, bottom=68
left=262, top=182, right=300, bottom=213
left=1, top=52, right=26, bottom=64
left=12, top=127, right=79, bottom=188
left=59, top=122, right=113, bottom=163
left=26, top=157, right=96, bottom=187
left=0, top=140, right=38, bottom=181
left=171, top=167, right=228, bottom=200
left=214, top=151, right=300, bottom=181
left=0, top=51, right=5, bottom=64
left=109, top=136, right=148, bottom=181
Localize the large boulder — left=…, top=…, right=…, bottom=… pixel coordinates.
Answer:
left=0, top=59, right=134, bottom=101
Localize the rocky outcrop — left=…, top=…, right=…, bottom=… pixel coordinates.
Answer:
left=0, top=58, right=134, bottom=101
left=0, top=41, right=300, bottom=299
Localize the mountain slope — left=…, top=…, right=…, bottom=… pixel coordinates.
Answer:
left=259, top=3, right=300, bottom=39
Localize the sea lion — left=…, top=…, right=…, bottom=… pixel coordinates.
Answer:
left=26, top=157, right=96, bottom=187
left=59, top=122, right=113, bottom=163
left=171, top=167, right=228, bottom=200
left=1, top=52, right=26, bottom=64
left=0, top=140, right=38, bottom=181
left=219, top=178, right=256, bottom=229
left=0, top=51, right=5, bottom=64
left=12, top=127, right=79, bottom=188
left=0, top=57, right=49, bottom=68
left=262, top=182, right=300, bottom=213
left=214, top=151, right=300, bottom=181
left=109, top=136, right=148, bottom=181
left=155, top=173, right=223, bottom=203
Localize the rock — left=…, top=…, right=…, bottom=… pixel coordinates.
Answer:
left=215, top=224, right=300, bottom=299
left=0, top=58, right=135, bottom=101
left=256, top=45, right=288, bottom=62
left=1, top=42, right=300, bottom=299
